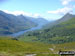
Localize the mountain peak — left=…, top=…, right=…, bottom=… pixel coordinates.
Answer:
left=58, top=13, right=75, bottom=22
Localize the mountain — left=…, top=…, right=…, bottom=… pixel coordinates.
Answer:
left=57, top=13, right=75, bottom=22
left=44, top=13, right=75, bottom=28
left=0, top=10, right=37, bottom=35
left=29, top=17, right=49, bottom=26
left=22, top=16, right=49, bottom=26
left=19, top=13, right=75, bottom=44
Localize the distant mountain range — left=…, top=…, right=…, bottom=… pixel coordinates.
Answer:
left=19, top=13, right=75, bottom=44
left=28, top=17, right=49, bottom=26
left=17, top=15, right=49, bottom=26
left=0, top=10, right=48, bottom=35
left=44, top=13, right=75, bottom=28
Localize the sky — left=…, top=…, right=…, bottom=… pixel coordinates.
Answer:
left=0, top=0, right=75, bottom=20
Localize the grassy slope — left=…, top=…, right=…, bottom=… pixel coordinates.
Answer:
left=19, top=18, right=75, bottom=44
left=0, top=36, right=75, bottom=56
left=0, top=36, right=52, bottom=56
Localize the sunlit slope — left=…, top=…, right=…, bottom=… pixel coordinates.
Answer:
left=19, top=17, right=75, bottom=44
left=0, top=37, right=52, bottom=53
left=44, top=13, right=75, bottom=28
left=0, top=36, right=75, bottom=56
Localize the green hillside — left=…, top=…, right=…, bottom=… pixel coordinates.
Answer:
left=43, top=13, right=75, bottom=29
left=0, top=36, right=75, bottom=56
left=0, top=36, right=54, bottom=56
left=19, top=17, right=75, bottom=44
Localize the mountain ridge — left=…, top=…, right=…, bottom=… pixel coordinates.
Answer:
left=44, top=13, right=75, bottom=29
left=19, top=13, right=75, bottom=44
left=0, top=10, right=37, bottom=35
left=0, top=10, right=49, bottom=35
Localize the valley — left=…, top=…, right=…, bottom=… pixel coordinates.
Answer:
left=18, top=13, right=75, bottom=44
left=0, top=10, right=48, bottom=36
left=10, top=25, right=44, bottom=37
left=0, top=11, right=75, bottom=56
left=0, top=0, right=75, bottom=56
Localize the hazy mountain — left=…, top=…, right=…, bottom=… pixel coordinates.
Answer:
left=29, top=17, right=49, bottom=26
left=22, top=16, right=49, bottom=26
left=19, top=13, right=75, bottom=44
left=0, top=10, right=37, bottom=35
left=44, top=13, right=75, bottom=28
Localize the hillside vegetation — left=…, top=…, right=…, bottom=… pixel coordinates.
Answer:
left=0, top=36, right=53, bottom=56
left=0, top=36, right=75, bottom=56
left=19, top=17, right=75, bottom=44
left=44, top=13, right=75, bottom=28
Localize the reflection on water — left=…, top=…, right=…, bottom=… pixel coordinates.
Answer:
left=10, top=25, right=42, bottom=37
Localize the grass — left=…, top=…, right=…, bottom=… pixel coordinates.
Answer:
left=0, top=36, right=75, bottom=56
left=18, top=36, right=38, bottom=42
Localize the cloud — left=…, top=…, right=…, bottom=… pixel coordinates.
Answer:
left=47, top=0, right=75, bottom=15
left=3, top=10, right=32, bottom=16
left=61, top=0, right=75, bottom=5
left=47, top=7, right=73, bottom=15
left=2, top=10, right=41, bottom=18
left=32, top=13, right=41, bottom=18
left=61, top=0, right=72, bottom=5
